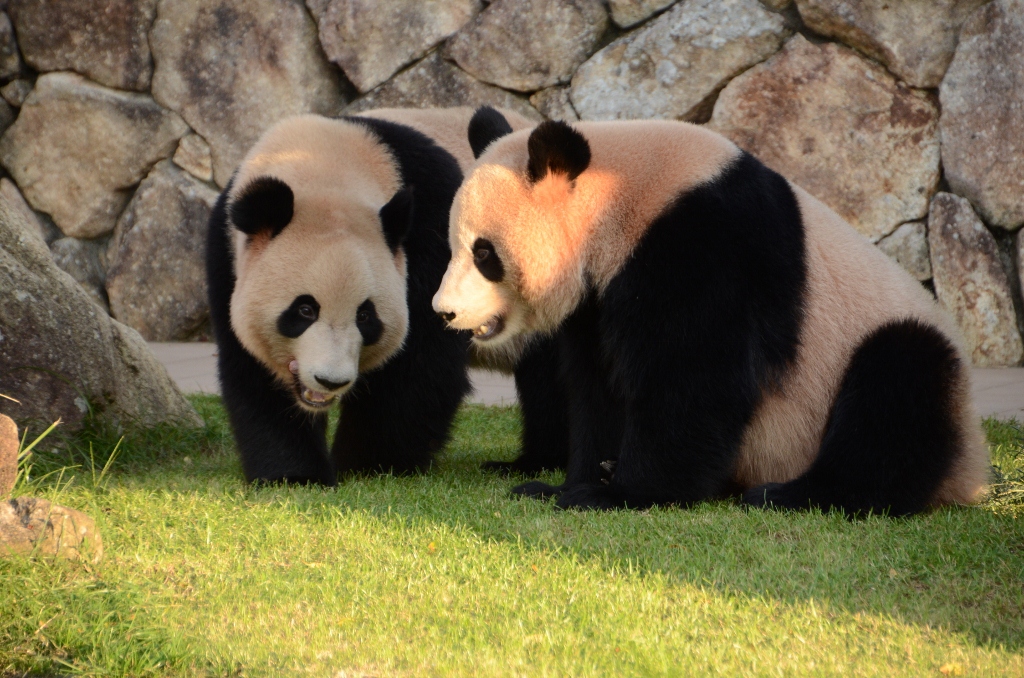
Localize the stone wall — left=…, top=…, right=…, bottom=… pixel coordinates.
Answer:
left=0, top=0, right=1021, bottom=365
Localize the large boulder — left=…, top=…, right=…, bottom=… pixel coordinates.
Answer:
left=150, top=0, right=346, bottom=187
left=7, top=0, right=158, bottom=92
left=0, top=188, right=201, bottom=430
left=795, top=0, right=988, bottom=88
left=0, top=497, right=102, bottom=563
left=939, top=0, right=1024, bottom=231
left=447, top=0, right=607, bottom=92
left=345, top=53, right=542, bottom=121
left=308, top=0, right=482, bottom=93
left=106, top=161, right=218, bottom=342
left=571, top=0, right=791, bottom=122
left=0, top=72, right=188, bottom=239
left=929, top=193, right=1023, bottom=368
left=709, top=35, right=940, bottom=242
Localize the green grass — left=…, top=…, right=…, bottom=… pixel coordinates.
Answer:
left=1, top=396, right=1023, bottom=677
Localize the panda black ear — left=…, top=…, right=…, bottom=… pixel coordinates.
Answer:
left=526, top=121, right=591, bottom=183
left=230, top=176, right=294, bottom=239
left=468, top=106, right=513, bottom=159
left=379, top=186, right=414, bottom=253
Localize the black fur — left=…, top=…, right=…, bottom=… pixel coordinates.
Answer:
left=472, top=238, right=504, bottom=282
left=513, top=151, right=808, bottom=509
left=482, top=335, right=570, bottom=475
left=356, top=299, right=383, bottom=346
left=379, top=186, right=414, bottom=253
left=276, top=294, right=319, bottom=338
left=742, top=319, right=963, bottom=516
left=468, top=106, right=513, bottom=159
left=526, top=121, right=591, bottom=183
left=207, top=118, right=472, bottom=484
left=230, top=176, right=293, bottom=238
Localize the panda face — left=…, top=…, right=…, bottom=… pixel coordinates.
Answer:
left=228, top=179, right=409, bottom=412
left=433, top=127, right=600, bottom=348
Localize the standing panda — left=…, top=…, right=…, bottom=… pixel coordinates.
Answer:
left=432, top=117, right=991, bottom=515
left=207, top=108, right=567, bottom=485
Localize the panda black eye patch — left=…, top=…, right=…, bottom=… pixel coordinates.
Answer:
left=472, top=238, right=504, bottom=282
left=356, top=299, right=383, bottom=345
left=277, top=295, right=319, bottom=338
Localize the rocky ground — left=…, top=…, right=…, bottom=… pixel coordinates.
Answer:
left=0, top=0, right=1019, bottom=365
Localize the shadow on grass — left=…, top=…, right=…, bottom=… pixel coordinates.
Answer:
left=17, top=395, right=1024, bottom=657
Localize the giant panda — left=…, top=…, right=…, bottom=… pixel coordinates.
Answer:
left=432, top=117, right=991, bottom=515
left=206, top=108, right=567, bottom=485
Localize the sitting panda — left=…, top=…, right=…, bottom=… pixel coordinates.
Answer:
left=432, top=116, right=991, bottom=515
left=206, top=108, right=567, bottom=485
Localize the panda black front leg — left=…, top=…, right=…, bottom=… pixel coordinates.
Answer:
left=509, top=297, right=621, bottom=499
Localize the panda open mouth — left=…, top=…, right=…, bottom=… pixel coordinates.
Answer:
left=297, top=384, right=337, bottom=409
left=472, top=314, right=505, bottom=341
left=288, top=359, right=337, bottom=410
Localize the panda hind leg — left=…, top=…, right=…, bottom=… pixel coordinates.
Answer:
left=743, top=319, right=967, bottom=517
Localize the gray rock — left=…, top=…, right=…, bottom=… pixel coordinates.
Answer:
left=0, top=414, right=14, bottom=497
left=0, top=12, right=22, bottom=81
left=0, top=72, right=188, bottom=239
left=929, top=192, right=1023, bottom=367
left=795, top=0, right=987, bottom=88
left=0, top=98, right=13, bottom=136
left=346, top=53, right=543, bottom=121
left=571, top=0, right=791, bottom=122
left=7, top=0, right=158, bottom=92
left=307, top=0, right=482, bottom=93
left=172, top=133, right=214, bottom=184
left=759, top=0, right=792, bottom=9
left=940, top=0, right=1024, bottom=231
left=50, top=237, right=110, bottom=313
left=0, top=497, right=102, bottom=563
left=530, top=86, right=579, bottom=121
left=1, top=78, right=30, bottom=107
left=0, top=187, right=202, bottom=430
left=709, top=35, right=940, bottom=242
left=448, top=0, right=608, bottom=92
left=876, top=221, right=931, bottom=281
left=608, top=0, right=676, bottom=28
left=106, top=161, right=218, bottom=341
left=0, top=178, right=59, bottom=245
left=150, top=0, right=346, bottom=187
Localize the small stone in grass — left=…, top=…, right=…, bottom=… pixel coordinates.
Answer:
left=0, top=496, right=103, bottom=563
left=0, top=414, right=16, bottom=497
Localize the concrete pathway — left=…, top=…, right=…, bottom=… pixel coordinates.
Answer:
left=150, top=342, right=1024, bottom=419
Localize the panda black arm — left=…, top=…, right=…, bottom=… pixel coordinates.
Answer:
left=206, top=187, right=336, bottom=485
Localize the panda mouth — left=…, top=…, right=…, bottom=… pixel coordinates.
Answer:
left=472, top=314, right=505, bottom=341
left=297, top=385, right=337, bottom=409
left=288, top=359, right=337, bottom=410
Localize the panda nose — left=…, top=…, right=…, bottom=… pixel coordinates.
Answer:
left=315, top=375, right=351, bottom=391
left=439, top=311, right=456, bottom=323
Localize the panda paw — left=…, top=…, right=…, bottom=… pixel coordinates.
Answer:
left=741, top=482, right=797, bottom=510
left=555, top=484, right=625, bottom=511
left=510, top=481, right=563, bottom=500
